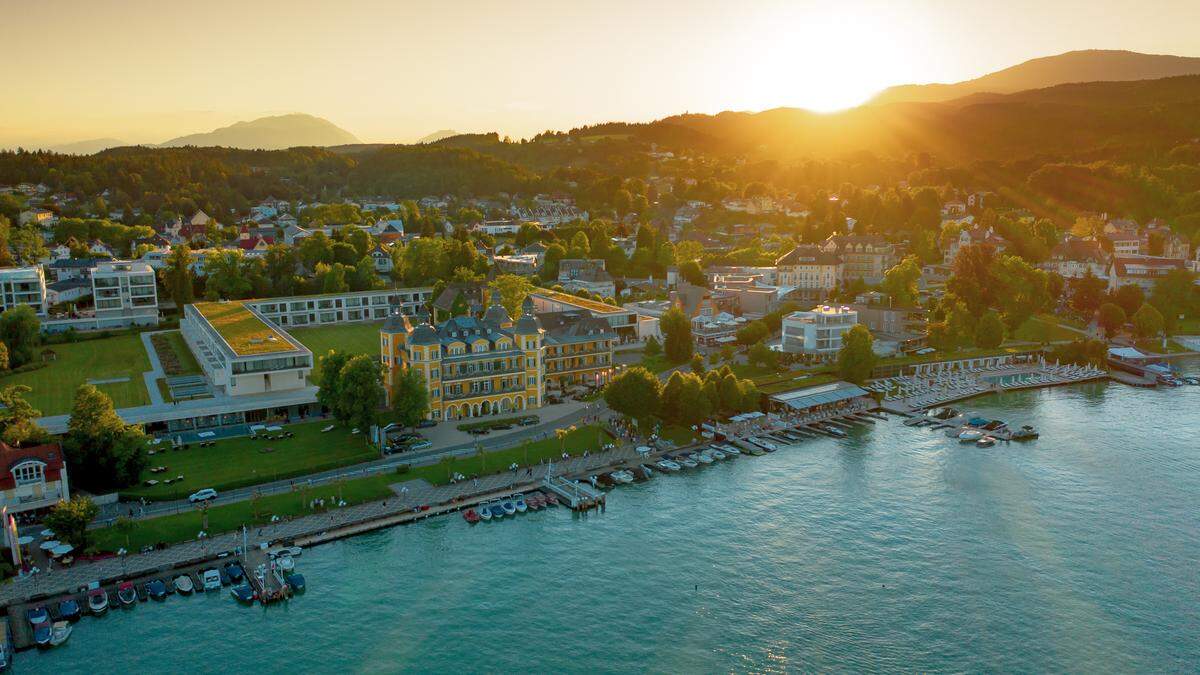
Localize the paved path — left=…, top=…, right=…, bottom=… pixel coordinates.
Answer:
left=140, top=330, right=168, bottom=406
left=98, top=400, right=610, bottom=522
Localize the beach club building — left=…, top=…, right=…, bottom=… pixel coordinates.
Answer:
left=182, top=301, right=314, bottom=397
left=0, top=441, right=69, bottom=516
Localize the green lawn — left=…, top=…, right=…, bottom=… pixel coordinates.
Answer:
left=755, top=372, right=839, bottom=395
left=1010, top=315, right=1085, bottom=343
left=3, top=334, right=151, bottom=415
left=640, top=353, right=677, bottom=374
left=123, top=420, right=377, bottom=500
left=290, top=323, right=383, bottom=384
left=93, top=424, right=613, bottom=551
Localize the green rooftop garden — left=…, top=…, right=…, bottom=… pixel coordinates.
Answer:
left=193, top=301, right=295, bottom=356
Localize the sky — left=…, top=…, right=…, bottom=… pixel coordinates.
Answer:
left=4, top=0, right=1200, bottom=147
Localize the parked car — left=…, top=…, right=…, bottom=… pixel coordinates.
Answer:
left=396, top=432, right=424, bottom=443
left=416, top=420, right=437, bottom=429
left=189, top=488, right=218, bottom=503
left=406, top=440, right=432, bottom=450
left=468, top=428, right=490, bottom=436
left=517, top=416, right=539, bottom=426
left=492, top=424, right=513, bottom=431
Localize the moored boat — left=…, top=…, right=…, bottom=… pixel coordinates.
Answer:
left=277, top=556, right=295, bottom=573
left=146, top=579, right=168, bottom=600
left=696, top=451, right=715, bottom=464
left=719, top=444, right=741, bottom=456
left=958, top=428, right=985, bottom=442
left=463, top=508, right=481, bottom=523
left=117, top=581, right=138, bottom=606
left=501, top=501, right=516, bottom=516
left=49, top=621, right=72, bottom=647
left=514, top=496, right=528, bottom=512
left=282, top=546, right=303, bottom=557
left=224, top=562, right=245, bottom=584
left=677, top=454, right=699, bottom=469
left=655, top=459, right=680, bottom=472
left=57, top=598, right=81, bottom=622
left=478, top=505, right=492, bottom=521
left=489, top=503, right=506, bottom=519
left=542, top=491, right=559, bottom=506
left=976, top=436, right=996, bottom=447
left=201, top=569, right=222, bottom=591
left=87, top=587, right=109, bottom=614
left=285, top=573, right=306, bottom=593
left=174, top=575, right=194, bottom=595
left=610, top=470, right=635, bottom=483
left=25, top=606, right=49, bottom=627
left=229, top=583, right=255, bottom=604
left=31, top=621, right=50, bottom=648
left=708, top=448, right=726, bottom=460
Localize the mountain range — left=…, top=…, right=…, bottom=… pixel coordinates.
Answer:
left=869, top=49, right=1200, bottom=105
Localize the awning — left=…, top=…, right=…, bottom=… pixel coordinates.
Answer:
left=769, top=381, right=869, bottom=411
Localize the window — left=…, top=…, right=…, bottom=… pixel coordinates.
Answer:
left=12, top=462, right=44, bottom=486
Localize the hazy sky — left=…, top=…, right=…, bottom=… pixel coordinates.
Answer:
left=4, top=0, right=1200, bottom=146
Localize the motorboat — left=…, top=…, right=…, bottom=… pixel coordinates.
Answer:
left=87, top=587, right=109, bottom=614
left=224, top=562, right=245, bottom=584
left=639, top=464, right=655, bottom=478
left=514, top=497, right=528, bottom=513
left=57, top=598, right=81, bottom=622
left=463, top=508, right=481, bottom=523
left=676, top=455, right=699, bottom=469
left=718, top=445, right=740, bottom=456
left=146, top=579, right=168, bottom=600
left=820, top=426, right=847, bottom=438
left=488, top=504, right=505, bottom=519
left=525, top=494, right=543, bottom=510
left=174, top=575, right=195, bottom=595
left=277, top=556, right=295, bottom=573
left=542, top=491, right=559, bottom=506
left=695, top=451, right=715, bottom=464
left=708, top=448, right=726, bottom=461
left=49, top=621, right=72, bottom=647
left=610, top=470, right=635, bottom=484
left=285, top=573, right=306, bottom=593
left=282, top=546, right=303, bottom=557
left=751, top=437, right=779, bottom=451
left=31, top=621, right=51, bottom=647
left=977, top=436, right=996, bottom=448
left=202, top=569, right=222, bottom=591
left=958, top=429, right=985, bottom=442
left=25, top=606, right=49, bottom=627
left=655, top=459, right=681, bottom=472
left=229, top=584, right=255, bottom=604
left=501, top=501, right=516, bottom=516
left=478, top=505, right=492, bottom=521
left=117, top=581, right=138, bottom=606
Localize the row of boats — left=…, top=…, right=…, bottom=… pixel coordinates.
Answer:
left=463, top=491, right=560, bottom=522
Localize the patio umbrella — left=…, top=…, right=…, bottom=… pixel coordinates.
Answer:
left=50, top=543, right=73, bottom=557
left=39, top=540, right=60, bottom=551
left=39, top=528, right=55, bottom=538
left=16, top=535, right=34, bottom=546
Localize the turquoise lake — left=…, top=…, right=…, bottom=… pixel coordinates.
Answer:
left=26, top=377, right=1200, bottom=673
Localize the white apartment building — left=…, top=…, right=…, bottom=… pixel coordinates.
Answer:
left=182, top=301, right=314, bottom=397
left=781, top=305, right=859, bottom=358
left=246, top=288, right=433, bottom=328
left=91, top=261, right=159, bottom=326
left=0, top=266, right=48, bottom=316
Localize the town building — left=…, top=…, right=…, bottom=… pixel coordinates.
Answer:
left=247, top=288, right=432, bottom=327
left=538, top=310, right=618, bottom=392
left=819, top=234, right=897, bottom=285
left=1041, top=237, right=1111, bottom=279
left=781, top=305, right=859, bottom=358
left=1106, top=256, right=1187, bottom=293
left=942, top=226, right=1006, bottom=264
left=774, top=245, right=843, bottom=300
left=557, top=259, right=616, bottom=298
left=529, top=289, right=638, bottom=342
left=182, top=301, right=314, bottom=397
left=91, top=261, right=159, bottom=326
left=0, top=266, right=48, bottom=316
left=0, top=441, right=69, bottom=515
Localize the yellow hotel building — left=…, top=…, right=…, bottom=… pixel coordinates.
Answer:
left=382, top=297, right=615, bottom=421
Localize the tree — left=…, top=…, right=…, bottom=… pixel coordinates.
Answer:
left=163, top=244, right=195, bottom=307
left=659, top=371, right=685, bottom=422
left=391, top=367, right=430, bottom=429
left=603, top=366, right=661, bottom=423
left=836, top=325, right=876, bottom=384
left=678, top=260, right=706, bottom=287
left=490, top=274, right=534, bottom=318
left=1097, top=302, right=1126, bottom=338
left=63, top=384, right=145, bottom=491
left=0, top=384, right=48, bottom=447
left=689, top=353, right=705, bottom=375
left=660, top=306, right=693, bottom=364
left=975, top=310, right=1006, bottom=349
left=316, top=349, right=351, bottom=404
left=643, top=335, right=662, bottom=358
left=0, top=305, right=39, bottom=367
left=1069, top=272, right=1107, bottom=315
left=541, top=243, right=566, bottom=280
left=1132, top=303, right=1164, bottom=340
left=735, top=320, right=769, bottom=346
left=994, top=254, right=1051, bottom=330
left=1112, top=284, right=1145, bottom=317
left=203, top=249, right=253, bottom=299
left=45, top=496, right=99, bottom=550
left=881, top=255, right=922, bottom=306
left=0, top=341, right=9, bottom=372
left=747, top=340, right=778, bottom=369
left=1149, top=269, right=1196, bottom=333
left=336, top=355, right=385, bottom=432
left=676, top=374, right=712, bottom=427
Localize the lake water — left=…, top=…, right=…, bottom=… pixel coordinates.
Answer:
left=27, top=377, right=1200, bottom=673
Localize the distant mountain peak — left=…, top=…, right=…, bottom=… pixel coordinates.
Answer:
left=415, top=129, right=461, bottom=144
left=158, top=113, right=359, bottom=150
left=870, top=49, right=1200, bottom=105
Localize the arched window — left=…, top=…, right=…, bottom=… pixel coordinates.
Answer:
left=12, top=461, right=45, bottom=486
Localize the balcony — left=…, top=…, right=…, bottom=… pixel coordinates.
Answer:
left=443, top=384, right=527, bottom=401
left=441, top=363, right=525, bottom=382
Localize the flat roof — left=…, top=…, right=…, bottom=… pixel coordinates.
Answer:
left=193, top=301, right=295, bottom=356
left=533, top=288, right=627, bottom=314
left=769, top=381, right=868, bottom=410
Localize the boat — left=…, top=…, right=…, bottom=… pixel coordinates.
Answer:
left=501, top=501, right=516, bottom=516
left=31, top=621, right=51, bottom=647
left=610, top=470, right=635, bottom=483
left=719, top=445, right=740, bottom=456
left=820, top=425, right=847, bottom=438
left=750, top=437, right=779, bottom=451
left=526, top=494, right=543, bottom=510
left=977, top=436, right=996, bottom=448
left=282, top=546, right=303, bottom=557
left=146, top=579, right=168, bottom=600
left=903, top=416, right=926, bottom=427
left=174, top=575, right=194, bottom=595
left=514, top=496, right=528, bottom=513
left=655, top=459, right=680, bottom=472
left=478, top=505, right=492, bottom=521
left=677, top=455, right=699, bottom=469
left=957, top=428, right=985, bottom=442
left=488, top=504, right=505, bottom=519
left=695, top=451, right=715, bottom=464
left=229, top=584, right=255, bottom=604
left=639, top=464, right=656, bottom=478
left=49, top=621, right=72, bottom=647
left=463, top=508, right=481, bottom=523
left=285, top=573, right=306, bottom=593
left=1011, top=425, right=1039, bottom=440
left=201, top=569, right=222, bottom=591
left=25, top=606, right=49, bottom=627
left=224, top=562, right=245, bottom=584
left=543, top=491, right=559, bottom=506
left=87, top=587, right=109, bottom=614
left=277, top=556, right=295, bottom=573
left=708, top=448, right=726, bottom=461
left=117, top=581, right=138, bottom=605
left=57, top=598, right=81, bottom=622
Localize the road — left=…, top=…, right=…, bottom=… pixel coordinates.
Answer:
left=97, top=401, right=610, bottom=524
